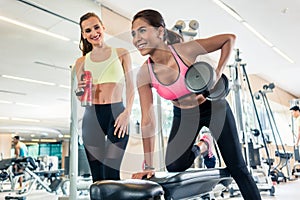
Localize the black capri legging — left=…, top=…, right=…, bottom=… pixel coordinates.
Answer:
left=82, top=102, right=129, bottom=182
left=165, top=99, right=261, bottom=200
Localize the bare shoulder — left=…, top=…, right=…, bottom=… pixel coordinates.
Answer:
left=116, top=47, right=129, bottom=57
left=171, top=42, right=199, bottom=65
left=74, top=56, right=85, bottom=71
left=75, top=56, right=85, bottom=65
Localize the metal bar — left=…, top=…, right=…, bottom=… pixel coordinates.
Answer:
left=16, top=0, right=78, bottom=25
left=69, top=66, right=78, bottom=200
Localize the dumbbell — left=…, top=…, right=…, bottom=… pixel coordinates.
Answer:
left=75, top=73, right=85, bottom=96
left=185, top=61, right=230, bottom=101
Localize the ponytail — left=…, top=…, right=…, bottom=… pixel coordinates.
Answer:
left=166, top=29, right=184, bottom=45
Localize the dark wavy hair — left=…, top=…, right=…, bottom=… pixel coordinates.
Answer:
left=132, top=9, right=183, bottom=45
left=79, top=12, right=103, bottom=56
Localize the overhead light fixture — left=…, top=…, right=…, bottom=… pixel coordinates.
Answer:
left=272, top=47, right=294, bottom=64
left=0, top=117, right=9, bottom=120
left=0, top=100, right=13, bottom=104
left=40, top=139, right=57, bottom=143
left=241, top=22, right=273, bottom=47
left=63, top=135, right=71, bottom=138
left=34, top=61, right=70, bottom=71
left=0, top=15, right=70, bottom=41
left=0, top=100, right=41, bottom=108
left=59, top=85, right=71, bottom=89
left=11, top=117, right=40, bottom=122
left=212, top=0, right=294, bottom=64
left=15, top=102, right=41, bottom=107
left=212, top=0, right=243, bottom=22
left=2, top=74, right=56, bottom=86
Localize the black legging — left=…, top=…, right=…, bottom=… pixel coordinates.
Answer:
left=165, top=99, right=261, bottom=200
left=82, top=102, right=129, bottom=182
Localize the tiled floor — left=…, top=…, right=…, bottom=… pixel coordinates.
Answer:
left=0, top=178, right=299, bottom=199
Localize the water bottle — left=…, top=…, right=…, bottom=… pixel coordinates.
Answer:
left=81, top=71, right=93, bottom=107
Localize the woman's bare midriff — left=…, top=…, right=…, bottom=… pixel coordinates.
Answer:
left=172, top=94, right=207, bottom=109
left=92, top=83, right=124, bottom=104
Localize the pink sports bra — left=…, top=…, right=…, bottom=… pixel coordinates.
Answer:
left=147, top=45, right=192, bottom=100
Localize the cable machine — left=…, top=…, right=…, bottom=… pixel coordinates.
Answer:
left=228, top=49, right=275, bottom=197
left=255, top=84, right=294, bottom=182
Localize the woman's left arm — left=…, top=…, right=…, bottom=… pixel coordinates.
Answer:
left=114, top=48, right=135, bottom=138
left=188, top=34, right=236, bottom=79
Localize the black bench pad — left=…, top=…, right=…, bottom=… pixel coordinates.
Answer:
left=89, top=168, right=232, bottom=200
left=149, top=168, right=232, bottom=200
left=90, top=179, right=164, bottom=200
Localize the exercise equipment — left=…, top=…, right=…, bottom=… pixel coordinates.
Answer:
left=292, top=146, right=300, bottom=177
left=255, top=84, right=294, bottom=183
left=60, top=147, right=92, bottom=198
left=227, top=49, right=275, bottom=197
left=4, top=157, right=63, bottom=200
left=90, top=179, right=164, bottom=200
left=89, top=168, right=232, bottom=200
left=185, top=61, right=230, bottom=101
left=0, top=158, right=15, bottom=192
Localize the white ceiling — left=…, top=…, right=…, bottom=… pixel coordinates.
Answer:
left=0, top=0, right=299, bottom=139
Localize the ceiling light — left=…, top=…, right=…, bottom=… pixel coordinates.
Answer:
left=242, top=22, right=273, bottom=47
left=0, top=125, right=62, bottom=135
left=34, top=61, right=70, bottom=71
left=212, top=0, right=243, bottom=22
left=0, top=117, right=9, bottom=120
left=0, top=16, right=70, bottom=41
left=0, top=100, right=13, bottom=104
left=212, top=0, right=295, bottom=64
left=40, top=139, right=57, bottom=143
left=11, top=117, right=40, bottom=122
left=0, top=90, right=26, bottom=95
left=2, top=75, right=55, bottom=86
left=15, top=102, right=41, bottom=107
left=59, top=85, right=71, bottom=89
left=272, top=47, right=294, bottom=64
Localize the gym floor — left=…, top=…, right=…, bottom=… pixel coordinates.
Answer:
left=0, top=178, right=299, bottom=200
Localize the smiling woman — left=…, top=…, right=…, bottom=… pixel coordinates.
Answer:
left=73, top=12, right=135, bottom=182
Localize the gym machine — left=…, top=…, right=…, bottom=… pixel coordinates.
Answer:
left=4, top=157, right=63, bottom=200
left=227, top=49, right=275, bottom=197
left=255, top=84, right=294, bottom=183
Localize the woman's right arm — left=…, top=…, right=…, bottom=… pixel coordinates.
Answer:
left=74, top=57, right=85, bottom=100
left=136, top=64, right=156, bottom=169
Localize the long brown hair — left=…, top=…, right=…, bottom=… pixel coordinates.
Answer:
left=79, top=12, right=103, bottom=56
left=132, top=9, right=183, bottom=45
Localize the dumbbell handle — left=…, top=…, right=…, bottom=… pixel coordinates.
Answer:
left=75, top=74, right=86, bottom=96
